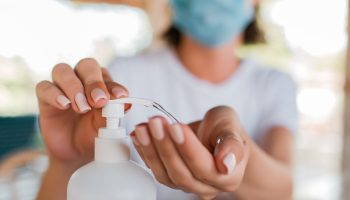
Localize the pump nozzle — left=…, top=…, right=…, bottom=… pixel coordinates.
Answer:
left=108, top=97, right=154, bottom=107
left=107, top=97, right=179, bottom=123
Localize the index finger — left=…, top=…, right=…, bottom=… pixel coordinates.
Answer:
left=101, top=67, right=113, bottom=82
left=75, top=58, right=110, bottom=108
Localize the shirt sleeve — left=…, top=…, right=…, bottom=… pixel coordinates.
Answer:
left=257, top=71, right=298, bottom=141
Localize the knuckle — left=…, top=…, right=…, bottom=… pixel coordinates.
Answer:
left=194, top=172, right=211, bottom=183
left=101, top=67, right=109, bottom=76
left=221, top=183, right=238, bottom=193
left=153, top=173, right=171, bottom=186
left=36, top=80, right=51, bottom=93
left=59, top=76, right=83, bottom=91
left=181, top=188, right=191, bottom=194
left=154, top=175, right=167, bottom=185
left=85, top=80, right=105, bottom=89
left=172, top=180, right=187, bottom=189
left=180, top=152, right=196, bottom=163
left=52, top=63, right=71, bottom=76
left=200, top=193, right=217, bottom=200
left=76, top=58, right=99, bottom=70
left=170, top=174, right=191, bottom=189
left=162, top=151, right=177, bottom=162
left=207, top=105, right=236, bottom=118
left=146, top=154, right=159, bottom=164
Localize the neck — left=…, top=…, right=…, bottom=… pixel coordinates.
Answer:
left=176, top=36, right=242, bottom=84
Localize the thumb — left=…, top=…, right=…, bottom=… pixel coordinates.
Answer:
left=214, top=131, right=246, bottom=174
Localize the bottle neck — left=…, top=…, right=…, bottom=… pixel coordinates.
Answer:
left=95, top=137, right=130, bottom=163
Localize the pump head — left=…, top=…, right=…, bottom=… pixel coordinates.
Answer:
left=98, top=101, right=126, bottom=139
left=98, top=97, right=179, bottom=139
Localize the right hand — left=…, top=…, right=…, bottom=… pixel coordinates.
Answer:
left=36, top=58, right=129, bottom=168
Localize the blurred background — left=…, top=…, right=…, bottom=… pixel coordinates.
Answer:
left=0, top=0, right=347, bottom=199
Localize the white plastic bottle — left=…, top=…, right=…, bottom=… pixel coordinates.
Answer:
left=67, top=99, right=157, bottom=200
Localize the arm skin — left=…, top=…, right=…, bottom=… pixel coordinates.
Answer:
left=234, top=127, right=293, bottom=200
left=37, top=158, right=85, bottom=200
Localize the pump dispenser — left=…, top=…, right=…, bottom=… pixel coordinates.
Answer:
left=67, top=98, right=157, bottom=200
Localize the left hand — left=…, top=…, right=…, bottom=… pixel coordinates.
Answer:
left=130, top=106, right=250, bottom=200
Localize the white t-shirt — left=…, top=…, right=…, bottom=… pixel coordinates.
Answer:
left=108, top=47, right=297, bottom=200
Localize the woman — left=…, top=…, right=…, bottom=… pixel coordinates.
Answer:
left=36, top=0, right=296, bottom=199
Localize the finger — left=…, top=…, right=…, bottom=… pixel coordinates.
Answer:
left=188, top=120, right=201, bottom=133
left=168, top=123, right=218, bottom=182
left=200, top=106, right=246, bottom=174
left=213, top=134, right=250, bottom=192
left=104, top=81, right=131, bottom=111
left=101, top=67, right=130, bottom=110
left=100, top=67, right=129, bottom=100
left=36, top=80, right=71, bottom=110
left=170, top=123, right=245, bottom=192
left=148, top=117, right=218, bottom=196
left=101, top=67, right=113, bottom=82
left=52, top=63, right=91, bottom=113
left=75, top=58, right=109, bottom=108
left=134, top=124, right=176, bottom=188
left=130, top=132, right=149, bottom=168
left=214, top=131, right=245, bottom=175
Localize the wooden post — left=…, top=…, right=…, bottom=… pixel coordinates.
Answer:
left=342, top=1, right=350, bottom=199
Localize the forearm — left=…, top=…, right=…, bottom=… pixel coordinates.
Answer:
left=37, top=161, right=77, bottom=200
left=234, top=139, right=293, bottom=200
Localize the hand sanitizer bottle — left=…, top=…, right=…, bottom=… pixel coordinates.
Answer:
left=67, top=99, right=157, bottom=200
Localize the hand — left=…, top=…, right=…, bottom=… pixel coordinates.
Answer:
left=130, top=106, right=250, bottom=200
left=36, top=58, right=129, bottom=169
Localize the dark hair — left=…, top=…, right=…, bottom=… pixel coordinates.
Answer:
left=164, top=10, right=265, bottom=46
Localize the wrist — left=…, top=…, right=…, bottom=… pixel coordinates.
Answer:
left=37, top=159, right=81, bottom=200
left=48, top=152, right=92, bottom=171
left=47, top=162, right=76, bottom=178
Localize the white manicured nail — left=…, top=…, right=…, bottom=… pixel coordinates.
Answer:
left=56, top=95, right=71, bottom=108
left=223, top=153, right=236, bottom=174
left=112, top=87, right=128, bottom=98
left=169, top=124, right=184, bottom=144
left=91, top=88, right=107, bottom=103
left=75, top=92, right=91, bottom=112
left=149, top=118, right=165, bottom=140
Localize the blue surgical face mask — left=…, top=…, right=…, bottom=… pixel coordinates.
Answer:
left=170, top=0, right=254, bottom=47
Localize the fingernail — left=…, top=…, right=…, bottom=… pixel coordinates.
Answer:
left=91, top=88, right=107, bottom=103
left=131, top=135, right=140, bottom=146
left=135, top=126, right=151, bottom=146
left=112, top=87, right=127, bottom=98
left=214, top=146, right=219, bottom=156
left=75, top=92, right=91, bottom=113
left=169, top=124, right=184, bottom=144
left=223, top=153, right=236, bottom=175
left=149, top=118, right=165, bottom=140
left=56, top=95, right=71, bottom=108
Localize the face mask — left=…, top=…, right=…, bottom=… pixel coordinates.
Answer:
left=170, top=0, right=254, bottom=47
